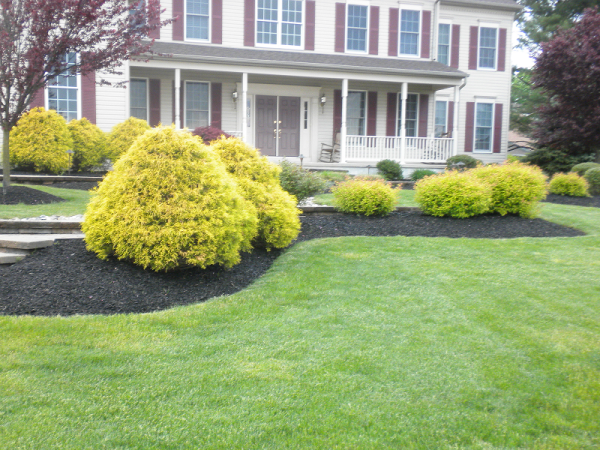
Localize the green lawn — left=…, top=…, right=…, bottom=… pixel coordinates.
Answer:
left=0, top=184, right=91, bottom=219
left=314, top=188, right=419, bottom=207
left=1, top=204, right=599, bottom=448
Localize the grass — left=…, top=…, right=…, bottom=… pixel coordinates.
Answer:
left=1, top=203, right=600, bottom=448
left=0, top=184, right=91, bottom=219
left=314, top=188, right=419, bottom=207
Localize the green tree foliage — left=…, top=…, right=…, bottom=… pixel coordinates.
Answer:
left=106, top=117, right=151, bottom=162
left=9, top=107, right=72, bottom=174
left=83, top=127, right=258, bottom=272
left=510, top=68, right=546, bottom=136
left=67, top=118, right=108, bottom=172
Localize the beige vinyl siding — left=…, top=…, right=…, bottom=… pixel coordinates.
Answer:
left=95, top=68, right=129, bottom=132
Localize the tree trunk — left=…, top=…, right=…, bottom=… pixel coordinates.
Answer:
left=2, top=128, right=10, bottom=195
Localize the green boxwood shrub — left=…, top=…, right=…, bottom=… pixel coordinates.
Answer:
left=82, top=127, right=258, bottom=272
left=106, top=117, right=151, bottom=162
left=332, top=178, right=396, bottom=216
left=279, top=160, right=327, bottom=202
left=376, top=159, right=403, bottom=181
left=548, top=172, right=590, bottom=197
left=210, top=137, right=301, bottom=249
left=9, top=107, right=72, bottom=174
left=570, top=162, right=600, bottom=177
left=415, top=170, right=492, bottom=218
left=67, top=118, right=108, bottom=172
left=410, top=169, right=437, bottom=181
left=471, top=162, right=547, bottom=218
left=584, top=167, right=600, bottom=195
left=446, top=154, right=481, bottom=170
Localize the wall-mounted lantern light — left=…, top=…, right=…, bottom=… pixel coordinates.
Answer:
left=232, top=90, right=238, bottom=108
left=320, top=94, right=327, bottom=112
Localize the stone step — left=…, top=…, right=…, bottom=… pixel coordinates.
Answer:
left=0, top=247, right=30, bottom=256
left=0, top=252, right=26, bottom=265
left=0, top=234, right=85, bottom=265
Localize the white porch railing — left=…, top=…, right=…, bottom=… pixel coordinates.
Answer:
left=345, top=136, right=454, bottom=164
left=224, top=130, right=243, bottom=138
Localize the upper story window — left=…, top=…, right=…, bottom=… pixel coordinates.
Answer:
left=475, top=102, right=494, bottom=152
left=48, top=53, right=78, bottom=122
left=130, top=78, right=148, bottom=121
left=399, top=9, right=420, bottom=56
left=397, top=93, right=419, bottom=137
left=346, top=4, right=368, bottom=52
left=186, top=0, right=210, bottom=40
left=257, top=0, right=303, bottom=47
left=438, top=23, right=450, bottom=65
left=478, top=27, right=497, bottom=69
left=347, top=91, right=366, bottom=135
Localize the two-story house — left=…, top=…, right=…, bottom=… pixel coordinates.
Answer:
left=28, top=0, right=521, bottom=171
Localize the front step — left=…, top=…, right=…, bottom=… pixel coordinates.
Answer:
left=0, top=252, right=27, bottom=264
left=0, top=234, right=85, bottom=265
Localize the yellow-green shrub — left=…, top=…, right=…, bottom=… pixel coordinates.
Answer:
left=82, top=127, right=258, bottom=272
left=471, top=162, right=547, bottom=218
left=332, top=178, right=396, bottom=216
left=414, top=170, right=492, bottom=218
left=9, top=107, right=72, bottom=174
left=548, top=172, right=590, bottom=197
left=210, top=137, right=300, bottom=249
left=106, top=116, right=151, bottom=162
left=67, top=118, right=108, bottom=172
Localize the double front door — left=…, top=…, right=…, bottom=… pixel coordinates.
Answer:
left=255, top=95, right=300, bottom=157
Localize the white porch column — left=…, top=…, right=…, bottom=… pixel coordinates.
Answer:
left=174, top=69, right=181, bottom=129
left=241, top=73, right=248, bottom=142
left=453, top=85, right=460, bottom=155
left=400, top=82, right=408, bottom=164
left=340, top=78, right=348, bottom=163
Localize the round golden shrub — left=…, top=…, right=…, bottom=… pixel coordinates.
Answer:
left=210, top=137, right=301, bottom=249
left=414, top=170, right=492, bottom=218
left=9, top=107, right=72, bottom=174
left=106, top=116, right=151, bottom=162
left=548, top=172, right=590, bottom=197
left=82, top=127, right=258, bottom=272
left=471, top=161, right=547, bottom=218
left=332, top=178, right=396, bottom=216
left=67, top=118, right=108, bottom=172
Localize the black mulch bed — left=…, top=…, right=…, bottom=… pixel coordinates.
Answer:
left=544, top=193, right=600, bottom=208
left=0, top=186, right=66, bottom=205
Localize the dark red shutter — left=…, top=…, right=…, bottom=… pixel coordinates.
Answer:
left=305, top=1, right=315, bottom=50
left=244, top=0, right=255, bottom=47
left=173, top=0, right=184, bottom=41
left=212, top=0, right=222, bottom=44
left=469, top=26, right=478, bottom=70
left=497, top=28, right=507, bottom=72
left=465, top=102, right=475, bottom=152
left=149, top=79, right=161, bottom=127
left=418, top=94, right=428, bottom=137
left=333, top=89, right=342, bottom=135
left=210, top=83, right=222, bottom=129
left=335, top=3, right=346, bottom=53
left=386, top=93, right=397, bottom=136
left=447, top=101, right=454, bottom=136
left=451, top=24, right=460, bottom=69
left=493, top=103, right=503, bottom=153
left=149, top=1, right=160, bottom=39
left=369, top=6, right=379, bottom=55
left=420, top=11, right=431, bottom=59
left=388, top=8, right=399, bottom=56
left=81, top=71, right=96, bottom=124
left=30, top=88, right=45, bottom=109
left=367, top=91, right=377, bottom=136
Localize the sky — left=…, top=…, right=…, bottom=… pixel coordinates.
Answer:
left=512, top=23, right=535, bottom=69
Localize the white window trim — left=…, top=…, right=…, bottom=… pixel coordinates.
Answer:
left=45, top=56, right=82, bottom=122
left=396, top=92, right=420, bottom=137
left=255, top=0, right=305, bottom=49
left=398, top=5, right=422, bottom=58
left=130, top=77, right=150, bottom=122
left=185, top=0, right=212, bottom=43
left=345, top=3, right=370, bottom=54
left=347, top=90, right=368, bottom=136
left=477, top=23, right=499, bottom=71
left=437, top=19, right=452, bottom=65
left=183, top=80, right=211, bottom=130
left=473, top=101, right=495, bottom=153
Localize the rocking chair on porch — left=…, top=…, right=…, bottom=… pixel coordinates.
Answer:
left=319, top=132, right=341, bottom=163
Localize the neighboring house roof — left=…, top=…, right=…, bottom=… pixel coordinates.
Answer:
left=146, top=42, right=468, bottom=79
left=441, top=0, right=522, bottom=12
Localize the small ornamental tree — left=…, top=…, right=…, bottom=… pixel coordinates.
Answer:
left=532, top=8, right=600, bottom=164
left=0, top=0, right=169, bottom=194
left=67, top=118, right=108, bottom=172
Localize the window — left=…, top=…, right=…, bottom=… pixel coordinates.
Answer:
left=47, top=53, right=78, bottom=122
left=257, top=0, right=303, bottom=47
left=185, top=81, right=209, bottom=129
left=130, top=79, right=148, bottom=121
left=399, top=9, right=420, bottom=56
left=186, top=0, right=210, bottom=40
left=346, top=4, right=368, bottom=52
left=474, top=102, right=494, bottom=152
left=434, top=100, right=448, bottom=137
left=478, top=27, right=497, bottom=69
left=438, top=23, right=450, bottom=65
left=347, top=91, right=366, bottom=135
left=397, top=93, right=419, bottom=137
